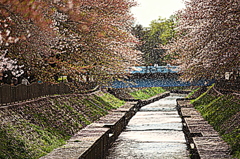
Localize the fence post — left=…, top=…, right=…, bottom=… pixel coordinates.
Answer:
left=31, top=83, right=39, bottom=99
left=11, top=86, right=16, bottom=104
left=0, top=85, right=1, bottom=104
left=1, top=84, right=11, bottom=105
left=16, top=84, right=28, bottom=102
left=41, top=83, right=47, bottom=97
left=60, top=82, right=65, bottom=94
left=29, top=83, right=34, bottom=99
left=38, top=83, right=44, bottom=97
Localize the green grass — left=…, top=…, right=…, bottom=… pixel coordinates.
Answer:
left=99, top=93, right=125, bottom=109
left=130, top=87, right=166, bottom=100
left=222, top=126, right=240, bottom=158
left=0, top=121, right=66, bottom=159
left=0, top=92, right=126, bottom=159
left=191, top=85, right=240, bottom=158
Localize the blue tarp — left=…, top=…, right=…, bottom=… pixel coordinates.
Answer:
left=108, top=77, right=215, bottom=88
left=104, top=65, right=214, bottom=88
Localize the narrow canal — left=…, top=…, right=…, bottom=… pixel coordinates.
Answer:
left=106, top=94, right=190, bottom=159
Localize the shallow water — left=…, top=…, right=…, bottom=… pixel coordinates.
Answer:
left=106, top=94, right=190, bottom=159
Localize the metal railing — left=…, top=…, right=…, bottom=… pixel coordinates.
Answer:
left=0, top=82, right=72, bottom=106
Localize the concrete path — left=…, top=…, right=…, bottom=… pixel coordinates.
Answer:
left=106, top=94, right=190, bottom=159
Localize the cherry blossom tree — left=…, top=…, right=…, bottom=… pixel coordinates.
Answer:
left=0, top=0, right=141, bottom=84
left=167, top=0, right=240, bottom=81
left=50, top=0, right=141, bottom=84
left=0, top=50, right=24, bottom=84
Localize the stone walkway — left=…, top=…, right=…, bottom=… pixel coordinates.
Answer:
left=106, top=94, right=190, bottom=159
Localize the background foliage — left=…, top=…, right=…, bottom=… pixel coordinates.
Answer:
left=132, top=16, right=176, bottom=66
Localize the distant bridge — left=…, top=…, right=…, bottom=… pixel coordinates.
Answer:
left=109, top=65, right=214, bottom=88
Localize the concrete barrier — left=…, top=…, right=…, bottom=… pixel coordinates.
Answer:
left=41, top=92, right=170, bottom=159
left=176, top=99, right=232, bottom=159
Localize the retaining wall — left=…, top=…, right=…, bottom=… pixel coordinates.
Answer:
left=176, top=99, right=232, bottom=159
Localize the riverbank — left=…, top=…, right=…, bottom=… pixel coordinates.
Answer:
left=188, top=85, right=240, bottom=158
left=1, top=85, right=238, bottom=158
left=0, top=87, right=166, bottom=159
left=41, top=92, right=170, bottom=159
left=0, top=91, right=124, bottom=159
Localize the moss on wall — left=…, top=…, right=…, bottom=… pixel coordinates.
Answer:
left=191, top=86, right=240, bottom=158
left=0, top=91, right=125, bottom=159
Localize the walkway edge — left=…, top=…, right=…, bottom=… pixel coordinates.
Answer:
left=176, top=99, right=232, bottom=159
left=41, top=92, right=170, bottom=159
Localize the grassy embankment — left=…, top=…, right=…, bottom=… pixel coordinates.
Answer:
left=0, top=87, right=166, bottom=159
left=0, top=92, right=124, bottom=159
left=189, top=85, right=240, bottom=158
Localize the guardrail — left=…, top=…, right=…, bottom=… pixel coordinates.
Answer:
left=0, top=82, right=71, bottom=106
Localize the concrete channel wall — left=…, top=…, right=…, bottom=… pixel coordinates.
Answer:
left=41, top=92, right=170, bottom=159
left=176, top=99, right=232, bottom=159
